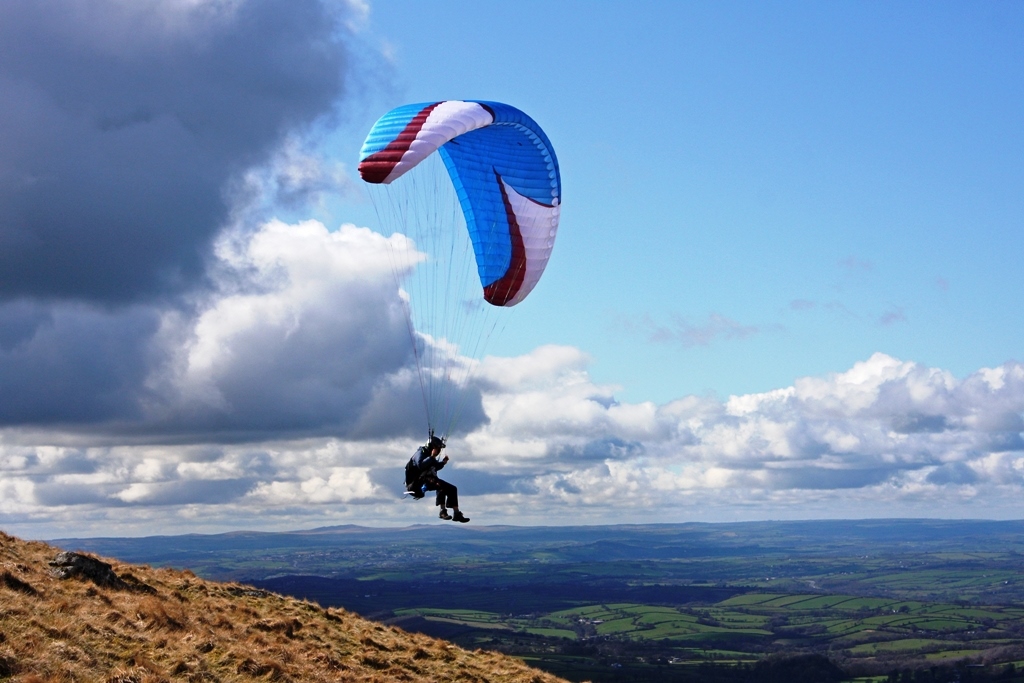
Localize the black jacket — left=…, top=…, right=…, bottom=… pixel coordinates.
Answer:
left=405, top=446, right=446, bottom=495
left=413, top=446, right=446, bottom=475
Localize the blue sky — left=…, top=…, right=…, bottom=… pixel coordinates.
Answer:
left=1, top=0, right=1024, bottom=538
left=332, top=0, right=1024, bottom=403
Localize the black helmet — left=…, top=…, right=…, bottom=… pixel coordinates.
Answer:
left=427, top=435, right=445, bottom=451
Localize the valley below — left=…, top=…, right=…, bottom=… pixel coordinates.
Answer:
left=56, top=519, right=1024, bottom=682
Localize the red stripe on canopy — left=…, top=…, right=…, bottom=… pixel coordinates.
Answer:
left=358, top=102, right=442, bottom=184
left=483, top=171, right=527, bottom=306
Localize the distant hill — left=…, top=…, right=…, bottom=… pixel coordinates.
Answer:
left=0, top=530, right=567, bottom=683
left=54, top=520, right=1024, bottom=581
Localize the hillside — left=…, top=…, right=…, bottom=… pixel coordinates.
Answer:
left=0, top=531, right=567, bottom=683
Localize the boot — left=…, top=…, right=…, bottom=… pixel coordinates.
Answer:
left=452, top=511, right=469, bottom=523
left=438, top=509, right=452, bottom=520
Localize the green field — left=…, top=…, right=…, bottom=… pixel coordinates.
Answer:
left=389, top=589, right=1024, bottom=678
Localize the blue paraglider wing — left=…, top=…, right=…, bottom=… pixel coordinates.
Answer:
left=359, top=100, right=561, bottom=306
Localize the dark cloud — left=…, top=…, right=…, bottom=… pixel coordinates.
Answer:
left=42, top=450, right=99, bottom=476
left=587, top=394, right=620, bottom=409
left=368, top=466, right=408, bottom=498
left=33, top=483, right=112, bottom=507
left=0, top=0, right=350, bottom=303
left=351, top=373, right=487, bottom=441
left=891, top=413, right=948, bottom=434
left=34, top=477, right=256, bottom=507
left=990, top=432, right=1024, bottom=451
left=926, top=462, right=978, bottom=486
left=0, top=301, right=160, bottom=425
left=554, top=478, right=581, bottom=494
left=762, top=466, right=895, bottom=490
left=0, top=300, right=52, bottom=351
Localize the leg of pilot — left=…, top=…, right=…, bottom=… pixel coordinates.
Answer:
left=435, top=479, right=458, bottom=510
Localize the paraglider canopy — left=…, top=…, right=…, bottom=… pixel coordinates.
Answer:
left=359, top=100, right=561, bottom=307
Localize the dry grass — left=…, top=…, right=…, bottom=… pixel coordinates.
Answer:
left=0, top=531, right=570, bottom=683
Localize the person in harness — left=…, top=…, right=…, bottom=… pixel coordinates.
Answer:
left=405, top=434, right=469, bottom=523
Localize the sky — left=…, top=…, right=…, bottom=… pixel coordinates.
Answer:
left=1, top=0, right=1023, bottom=539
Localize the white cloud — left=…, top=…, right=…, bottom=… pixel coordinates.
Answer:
left=143, top=218, right=425, bottom=439
left=248, top=467, right=378, bottom=505
left=452, top=348, right=1024, bottom=523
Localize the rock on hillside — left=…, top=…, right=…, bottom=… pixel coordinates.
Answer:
left=0, top=531, right=568, bottom=683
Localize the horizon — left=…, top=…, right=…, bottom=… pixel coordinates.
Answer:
left=42, top=515, right=1024, bottom=544
left=1, top=1, right=1023, bottom=538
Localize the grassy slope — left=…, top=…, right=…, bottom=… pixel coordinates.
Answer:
left=0, top=531, right=568, bottom=683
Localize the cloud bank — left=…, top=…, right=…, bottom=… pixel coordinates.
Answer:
left=3, top=276, right=1024, bottom=535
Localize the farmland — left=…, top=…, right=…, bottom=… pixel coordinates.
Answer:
left=384, top=592, right=1024, bottom=679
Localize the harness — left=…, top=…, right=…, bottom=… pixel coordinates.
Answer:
left=404, top=455, right=426, bottom=499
